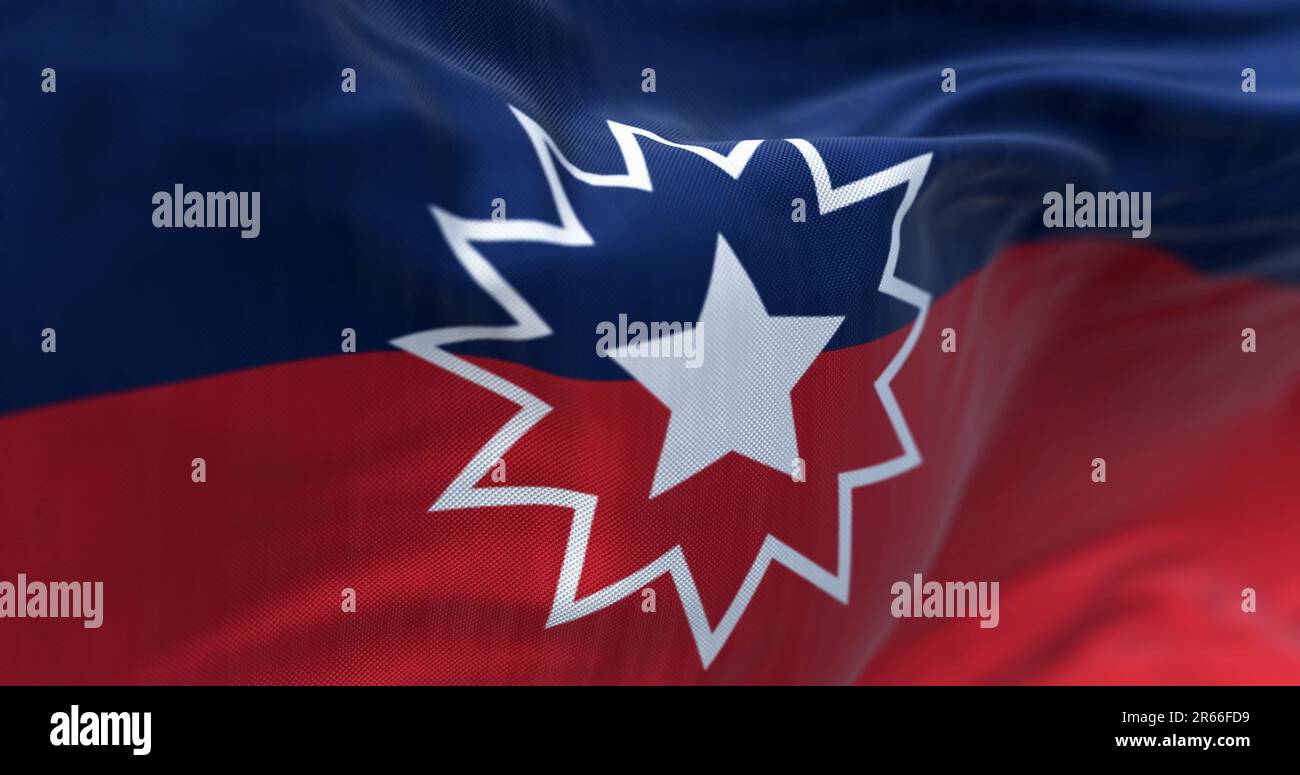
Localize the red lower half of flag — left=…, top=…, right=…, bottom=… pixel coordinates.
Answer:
left=1, top=239, right=1297, bottom=684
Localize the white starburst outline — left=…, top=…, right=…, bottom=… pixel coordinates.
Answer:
left=391, top=105, right=932, bottom=669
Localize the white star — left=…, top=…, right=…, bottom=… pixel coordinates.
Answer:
left=611, top=233, right=845, bottom=497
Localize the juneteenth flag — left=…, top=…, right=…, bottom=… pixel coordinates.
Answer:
left=1, top=1, right=1298, bottom=684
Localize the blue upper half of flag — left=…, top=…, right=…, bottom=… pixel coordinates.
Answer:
left=3, top=0, right=1299, bottom=413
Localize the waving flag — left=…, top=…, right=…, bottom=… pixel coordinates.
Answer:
left=2, top=1, right=1298, bottom=684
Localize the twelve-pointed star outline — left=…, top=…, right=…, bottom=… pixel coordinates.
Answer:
left=391, top=106, right=932, bottom=668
